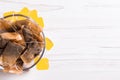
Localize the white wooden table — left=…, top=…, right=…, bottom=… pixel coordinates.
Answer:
left=1, top=0, right=120, bottom=80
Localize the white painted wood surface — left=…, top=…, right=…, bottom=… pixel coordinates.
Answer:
left=1, top=0, right=120, bottom=80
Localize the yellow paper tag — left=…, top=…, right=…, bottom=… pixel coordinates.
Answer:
left=34, top=57, right=49, bottom=70
left=45, top=37, right=54, bottom=50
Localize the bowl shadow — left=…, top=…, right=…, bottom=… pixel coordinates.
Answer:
left=0, top=70, right=29, bottom=80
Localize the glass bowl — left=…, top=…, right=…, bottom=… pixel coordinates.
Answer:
left=0, top=14, right=46, bottom=72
